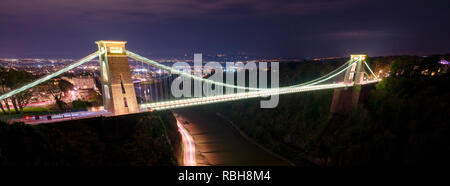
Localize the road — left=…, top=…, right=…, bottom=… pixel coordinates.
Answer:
left=12, top=110, right=111, bottom=125
left=176, top=119, right=197, bottom=166
left=2, top=90, right=77, bottom=110
left=173, top=107, right=291, bottom=166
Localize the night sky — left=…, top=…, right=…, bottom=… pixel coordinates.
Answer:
left=1, top=0, right=449, bottom=59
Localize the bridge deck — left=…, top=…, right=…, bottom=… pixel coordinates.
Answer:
left=140, top=80, right=380, bottom=111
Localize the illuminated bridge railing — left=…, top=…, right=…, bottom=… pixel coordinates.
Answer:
left=140, top=82, right=361, bottom=110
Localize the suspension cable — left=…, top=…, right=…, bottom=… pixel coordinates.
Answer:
left=364, top=61, right=378, bottom=79
left=302, top=60, right=358, bottom=87
left=288, top=59, right=354, bottom=88
left=126, top=50, right=266, bottom=91
left=0, top=51, right=100, bottom=101
left=127, top=50, right=361, bottom=92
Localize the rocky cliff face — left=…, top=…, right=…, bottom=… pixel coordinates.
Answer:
left=0, top=111, right=181, bottom=166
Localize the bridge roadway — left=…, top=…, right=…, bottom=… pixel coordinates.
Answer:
left=140, top=80, right=380, bottom=111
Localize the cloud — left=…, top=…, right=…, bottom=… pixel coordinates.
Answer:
left=298, top=30, right=397, bottom=41
left=0, top=0, right=368, bottom=22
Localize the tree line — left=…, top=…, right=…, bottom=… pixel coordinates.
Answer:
left=0, top=67, right=74, bottom=114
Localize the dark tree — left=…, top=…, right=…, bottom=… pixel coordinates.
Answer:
left=0, top=68, right=36, bottom=114
left=42, top=79, right=74, bottom=110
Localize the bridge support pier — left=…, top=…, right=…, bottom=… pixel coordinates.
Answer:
left=96, top=40, right=139, bottom=115
left=329, top=86, right=361, bottom=115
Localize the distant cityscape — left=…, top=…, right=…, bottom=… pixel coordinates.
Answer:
left=0, top=54, right=350, bottom=77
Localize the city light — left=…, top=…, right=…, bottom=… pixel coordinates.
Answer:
left=0, top=51, right=99, bottom=101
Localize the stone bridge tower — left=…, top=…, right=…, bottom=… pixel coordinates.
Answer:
left=96, top=40, right=139, bottom=115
